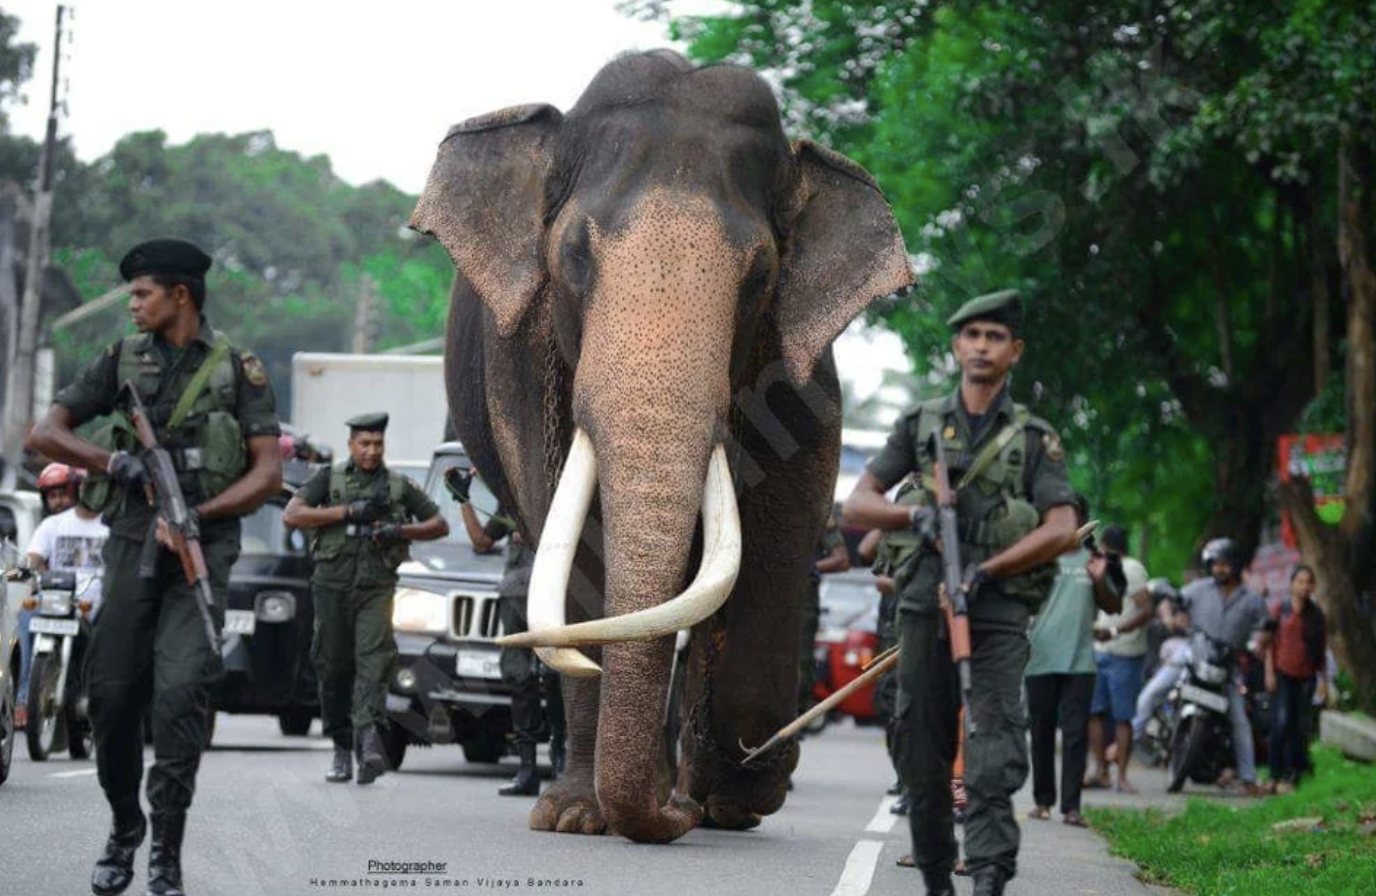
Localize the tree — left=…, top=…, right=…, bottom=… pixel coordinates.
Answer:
left=648, top=0, right=1364, bottom=586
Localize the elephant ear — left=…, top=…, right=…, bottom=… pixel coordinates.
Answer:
left=773, top=140, right=914, bottom=383
left=409, top=104, right=564, bottom=337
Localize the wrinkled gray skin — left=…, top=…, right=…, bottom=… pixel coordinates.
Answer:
left=411, top=50, right=911, bottom=844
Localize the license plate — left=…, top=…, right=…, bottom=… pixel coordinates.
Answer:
left=456, top=650, right=501, bottom=680
left=223, top=610, right=257, bottom=636
left=1180, top=683, right=1229, bottom=714
left=29, top=617, right=78, bottom=636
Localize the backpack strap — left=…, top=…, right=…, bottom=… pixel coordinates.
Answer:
left=167, top=333, right=233, bottom=431
left=328, top=461, right=350, bottom=506
left=958, top=406, right=1029, bottom=490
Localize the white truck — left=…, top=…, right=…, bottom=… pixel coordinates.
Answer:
left=289, top=353, right=447, bottom=465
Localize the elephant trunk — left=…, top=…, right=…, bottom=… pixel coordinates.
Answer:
left=590, top=413, right=717, bottom=842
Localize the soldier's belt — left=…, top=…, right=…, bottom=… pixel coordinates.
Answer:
left=345, top=523, right=378, bottom=538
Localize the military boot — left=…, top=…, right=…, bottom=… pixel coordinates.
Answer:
left=971, top=865, right=1009, bottom=896
left=144, top=813, right=186, bottom=896
left=326, top=739, right=353, bottom=783
left=498, top=743, right=539, bottom=796
left=921, top=869, right=955, bottom=896
left=91, top=800, right=146, bottom=896
left=356, top=727, right=388, bottom=786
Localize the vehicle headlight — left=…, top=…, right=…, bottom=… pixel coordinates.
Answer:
left=1194, top=659, right=1228, bottom=685
left=255, top=590, right=296, bottom=623
left=39, top=589, right=72, bottom=616
left=392, top=588, right=449, bottom=635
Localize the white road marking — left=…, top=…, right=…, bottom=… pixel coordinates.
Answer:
left=865, top=795, right=899, bottom=833
left=50, top=759, right=153, bottom=779
left=829, top=839, right=884, bottom=896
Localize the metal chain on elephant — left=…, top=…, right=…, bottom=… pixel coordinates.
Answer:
left=541, top=300, right=567, bottom=493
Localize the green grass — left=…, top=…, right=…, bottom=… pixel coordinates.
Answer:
left=1086, top=747, right=1376, bottom=896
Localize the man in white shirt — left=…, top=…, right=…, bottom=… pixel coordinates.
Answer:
left=1085, top=525, right=1151, bottom=794
left=26, top=467, right=110, bottom=614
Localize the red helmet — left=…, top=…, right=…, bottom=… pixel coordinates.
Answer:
left=37, top=463, right=75, bottom=491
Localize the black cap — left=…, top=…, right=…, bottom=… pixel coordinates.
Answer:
left=119, top=238, right=213, bottom=282
left=947, top=289, right=1023, bottom=332
left=346, top=412, right=389, bottom=433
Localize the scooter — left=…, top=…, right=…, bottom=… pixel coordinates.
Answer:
left=1166, top=630, right=1236, bottom=793
left=19, top=568, right=96, bottom=761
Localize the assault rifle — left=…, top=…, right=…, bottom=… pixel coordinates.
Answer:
left=124, top=382, right=223, bottom=652
left=931, top=434, right=977, bottom=737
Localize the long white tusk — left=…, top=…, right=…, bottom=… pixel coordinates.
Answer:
left=504, top=428, right=603, bottom=677
left=499, top=442, right=740, bottom=648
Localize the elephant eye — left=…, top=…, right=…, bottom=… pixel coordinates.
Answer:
left=560, top=236, right=593, bottom=293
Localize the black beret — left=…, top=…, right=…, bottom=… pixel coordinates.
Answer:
left=947, top=289, right=1023, bottom=332
left=119, top=238, right=213, bottom=282
left=346, top=412, right=389, bottom=433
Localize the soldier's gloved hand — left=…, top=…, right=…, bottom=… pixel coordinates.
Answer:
left=444, top=467, right=473, bottom=505
left=107, top=450, right=150, bottom=493
left=344, top=499, right=381, bottom=524
left=907, top=506, right=938, bottom=546
left=960, top=562, right=990, bottom=597
left=370, top=523, right=405, bottom=544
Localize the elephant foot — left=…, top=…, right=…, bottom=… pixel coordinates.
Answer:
left=701, top=800, right=762, bottom=830
left=604, top=792, right=704, bottom=844
left=689, top=739, right=795, bottom=830
left=530, top=779, right=608, bottom=835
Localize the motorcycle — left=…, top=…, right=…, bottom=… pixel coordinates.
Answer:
left=17, top=568, right=96, bottom=761
left=1165, top=630, right=1236, bottom=793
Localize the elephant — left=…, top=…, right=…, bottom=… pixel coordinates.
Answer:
left=409, top=49, right=912, bottom=844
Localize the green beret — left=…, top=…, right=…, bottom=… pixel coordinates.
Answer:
left=346, top=412, right=389, bottom=433
left=119, top=238, right=213, bottom=282
left=947, top=289, right=1023, bottom=332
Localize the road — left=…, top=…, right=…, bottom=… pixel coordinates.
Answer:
left=1, top=714, right=924, bottom=896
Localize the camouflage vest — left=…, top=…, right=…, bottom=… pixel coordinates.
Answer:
left=310, top=462, right=410, bottom=569
left=903, top=397, right=1056, bottom=607
left=81, top=330, right=246, bottom=514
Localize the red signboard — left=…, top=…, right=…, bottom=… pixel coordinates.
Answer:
left=1277, top=433, right=1347, bottom=548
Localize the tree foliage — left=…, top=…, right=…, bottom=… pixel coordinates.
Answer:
left=649, top=0, right=1374, bottom=583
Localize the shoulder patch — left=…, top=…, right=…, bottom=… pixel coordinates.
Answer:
left=1042, top=431, right=1065, bottom=463
left=240, top=352, right=268, bottom=387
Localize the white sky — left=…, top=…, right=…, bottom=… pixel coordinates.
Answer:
left=3, top=0, right=704, bottom=193
left=4, top=0, right=913, bottom=402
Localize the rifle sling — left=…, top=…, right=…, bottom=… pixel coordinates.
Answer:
left=957, top=420, right=1020, bottom=491
left=167, top=334, right=232, bottom=431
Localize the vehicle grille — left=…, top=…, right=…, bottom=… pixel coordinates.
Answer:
left=452, top=596, right=474, bottom=637
left=449, top=593, right=502, bottom=639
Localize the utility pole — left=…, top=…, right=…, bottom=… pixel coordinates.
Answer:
left=351, top=274, right=379, bottom=353
left=2, top=5, right=67, bottom=473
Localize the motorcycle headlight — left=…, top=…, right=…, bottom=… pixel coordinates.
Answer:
left=392, top=588, right=449, bottom=635
left=255, top=590, right=297, bottom=623
left=1194, top=659, right=1228, bottom=685
left=39, top=589, right=72, bottom=616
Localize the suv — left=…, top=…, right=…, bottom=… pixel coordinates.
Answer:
left=214, top=459, right=319, bottom=736
left=381, top=442, right=518, bottom=769
left=2, top=489, right=44, bottom=785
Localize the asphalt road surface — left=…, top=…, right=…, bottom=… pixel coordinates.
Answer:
left=1, top=713, right=927, bottom=896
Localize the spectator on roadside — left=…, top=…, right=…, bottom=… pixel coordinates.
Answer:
left=1085, top=525, right=1151, bottom=794
left=1264, top=565, right=1327, bottom=793
left=1132, top=588, right=1191, bottom=743
left=1179, top=537, right=1272, bottom=796
left=1025, top=496, right=1120, bottom=827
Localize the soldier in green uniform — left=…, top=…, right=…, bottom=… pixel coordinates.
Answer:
left=843, top=290, right=1078, bottom=896
left=27, top=238, right=284, bottom=896
left=799, top=510, right=851, bottom=716
left=283, top=413, right=447, bottom=785
left=455, top=490, right=566, bottom=797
